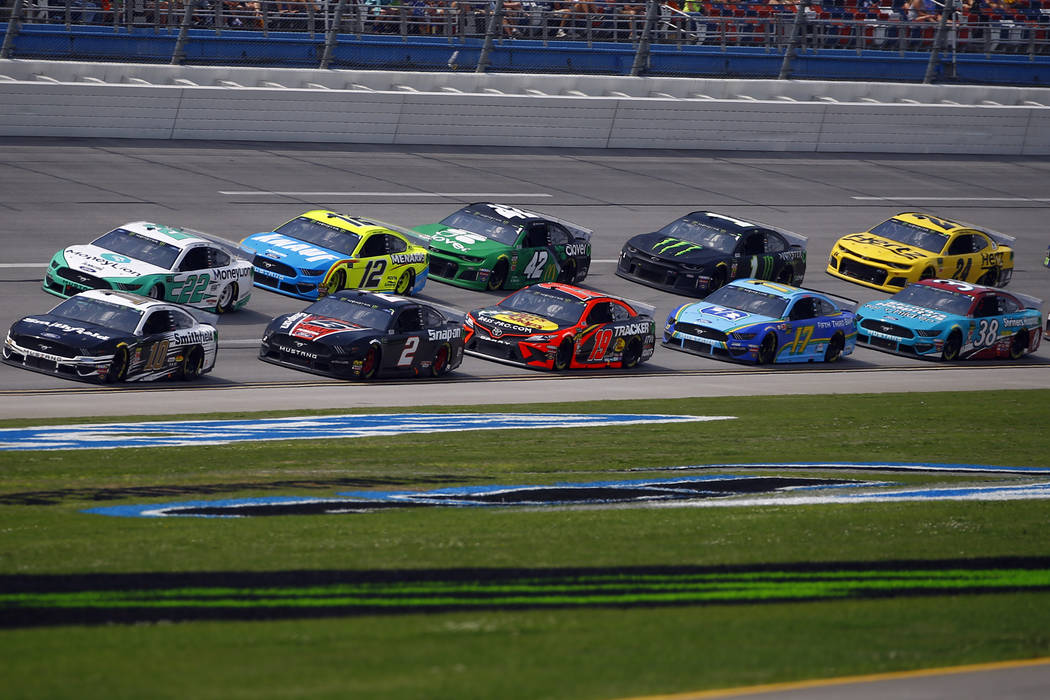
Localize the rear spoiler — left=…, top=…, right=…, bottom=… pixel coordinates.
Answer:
left=183, top=228, right=256, bottom=262
left=620, top=297, right=656, bottom=319
left=802, top=287, right=860, bottom=312
left=1012, top=292, right=1044, bottom=313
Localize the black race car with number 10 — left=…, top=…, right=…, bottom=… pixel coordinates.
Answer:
left=463, top=282, right=656, bottom=370
left=259, top=290, right=464, bottom=380
left=617, top=211, right=807, bottom=297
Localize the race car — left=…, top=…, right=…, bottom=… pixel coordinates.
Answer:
left=43, top=221, right=252, bottom=313
left=412, top=202, right=591, bottom=291
left=241, top=210, right=428, bottom=301
left=463, top=282, right=655, bottom=370
left=826, top=212, right=1015, bottom=292
left=259, top=290, right=463, bottom=380
left=3, top=290, right=217, bottom=383
left=854, top=279, right=1043, bottom=361
left=662, top=279, right=857, bottom=364
left=617, top=211, right=807, bottom=297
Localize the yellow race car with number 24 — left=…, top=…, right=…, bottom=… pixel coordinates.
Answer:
left=826, top=212, right=1015, bottom=293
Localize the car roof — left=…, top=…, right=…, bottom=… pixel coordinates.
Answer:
left=329, top=289, right=415, bottom=310
left=119, top=222, right=205, bottom=249
left=914, top=279, right=995, bottom=299
left=299, top=210, right=403, bottom=238
left=75, top=289, right=170, bottom=310
left=723, top=279, right=808, bottom=301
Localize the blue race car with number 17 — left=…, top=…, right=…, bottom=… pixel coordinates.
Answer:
left=663, top=279, right=857, bottom=364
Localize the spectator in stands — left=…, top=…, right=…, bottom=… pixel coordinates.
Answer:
left=552, top=0, right=597, bottom=38
left=906, top=0, right=939, bottom=20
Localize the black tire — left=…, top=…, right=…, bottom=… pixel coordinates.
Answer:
left=360, top=345, right=381, bottom=379
left=774, top=265, right=793, bottom=284
left=216, top=282, right=237, bottom=314
left=395, top=270, right=414, bottom=295
left=147, top=284, right=164, bottom=300
left=181, top=346, right=204, bottom=380
left=824, top=333, right=845, bottom=363
left=941, top=330, right=962, bottom=361
left=708, top=266, right=727, bottom=294
left=431, top=342, right=451, bottom=377
left=756, top=333, right=777, bottom=365
left=106, top=344, right=129, bottom=384
left=486, top=260, right=509, bottom=291
left=919, top=267, right=936, bottom=281
left=553, top=338, right=574, bottom=370
left=622, top=336, right=642, bottom=368
left=977, top=267, right=999, bottom=287
left=327, top=269, right=347, bottom=296
left=1009, top=330, right=1029, bottom=360
left=557, top=258, right=577, bottom=284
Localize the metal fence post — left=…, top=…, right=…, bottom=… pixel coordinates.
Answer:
left=476, top=0, right=505, bottom=73
left=320, top=0, right=349, bottom=69
left=630, top=0, right=660, bottom=76
left=1, top=0, right=25, bottom=59
left=778, top=1, right=810, bottom=80
left=171, top=1, right=197, bottom=66
left=924, top=0, right=955, bottom=83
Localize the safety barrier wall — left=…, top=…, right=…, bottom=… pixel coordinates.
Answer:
left=2, top=60, right=1048, bottom=152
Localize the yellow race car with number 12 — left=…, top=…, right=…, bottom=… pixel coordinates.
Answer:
left=826, top=212, right=1015, bottom=293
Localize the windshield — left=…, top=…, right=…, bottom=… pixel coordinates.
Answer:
left=274, top=217, right=361, bottom=255
left=439, top=208, right=521, bottom=246
left=304, top=296, right=395, bottom=330
left=92, top=228, right=181, bottom=269
left=50, top=296, right=143, bottom=333
left=889, top=285, right=973, bottom=315
left=498, top=288, right=585, bottom=325
left=655, top=215, right=739, bottom=254
left=703, top=286, right=789, bottom=319
left=869, top=220, right=948, bottom=254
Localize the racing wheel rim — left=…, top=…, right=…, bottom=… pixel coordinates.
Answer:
left=757, top=334, right=777, bottom=365
left=553, top=339, right=574, bottom=370
left=106, top=345, right=129, bottom=384
left=361, top=345, right=380, bottom=379
left=431, top=343, right=450, bottom=376
left=942, top=331, right=962, bottom=361
left=487, top=260, right=508, bottom=291
left=395, top=270, right=413, bottom=295
left=217, top=283, right=237, bottom=313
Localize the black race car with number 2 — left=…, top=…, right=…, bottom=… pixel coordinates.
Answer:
left=463, top=282, right=656, bottom=370
left=259, top=290, right=464, bottom=380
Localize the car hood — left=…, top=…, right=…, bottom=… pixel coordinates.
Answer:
left=856, top=299, right=951, bottom=328
left=413, top=225, right=511, bottom=259
left=270, top=313, right=378, bottom=344
left=11, top=314, right=124, bottom=351
left=836, top=233, right=935, bottom=264
left=59, top=244, right=165, bottom=278
left=471, top=308, right=567, bottom=336
left=241, top=232, right=346, bottom=269
left=674, top=303, right=778, bottom=332
left=625, top=232, right=726, bottom=265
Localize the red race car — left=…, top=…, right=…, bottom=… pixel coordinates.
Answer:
left=463, top=282, right=656, bottom=370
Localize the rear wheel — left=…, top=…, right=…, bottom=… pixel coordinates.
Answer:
left=395, top=270, right=413, bottom=295
left=823, top=333, right=845, bottom=363
left=557, top=258, right=577, bottom=284
left=147, top=284, right=164, bottom=300
left=1009, top=330, right=1029, bottom=360
left=708, top=266, right=727, bottom=294
left=941, top=330, right=962, bottom=361
left=486, top=260, right=509, bottom=291
left=360, top=345, right=381, bottom=379
left=622, top=336, right=642, bottom=368
left=977, top=267, right=999, bottom=287
left=553, top=339, right=574, bottom=370
left=431, top=342, right=451, bottom=376
left=216, top=282, right=237, bottom=313
left=106, top=344, right=129, bottom=383
left=774, top=265, right=793, bottom=284
left=756, top=333, right=777, bottom=365
left=181, top=346, right=204, bottom=380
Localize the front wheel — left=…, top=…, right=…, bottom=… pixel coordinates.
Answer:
left=105, top=344, right=129, bottom=383
left=395, top=270, right=413, bottom=295
left=486, top=260, right=509, bottom=291
left=180, top=346, right=204, bottom=380
left=430, top=342, right=451, bottom=377
left=919, top=267, right=936, bottom=281
left=360, top=345, right=381, bottom=379
left=216, top=282, right=237, bottom=313
left=756, top=333, right=777, bottom=365
left=941, top=330, right=962, bottom=361
left=553, top=339, right=574, bottom=370
left=823, top=333, right=844, bottom=363
left=326, top=269, right=347, bottom=296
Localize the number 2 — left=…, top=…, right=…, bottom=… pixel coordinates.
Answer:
left=398, top=336, right=420, bottom=367
left=953, top=258, right=972, bottom=280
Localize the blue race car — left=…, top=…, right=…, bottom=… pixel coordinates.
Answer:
left=855, top=279, right=1043, bottom=361
left=663, top=279, right=857, bottom=364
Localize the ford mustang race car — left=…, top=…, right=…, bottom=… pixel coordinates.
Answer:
left=43, top=222, right=252, bottom=313
left=241, top=210, right=428, bottom=300
left=259, top=290, right=463, bottom=379
left=463, top=282, right=655, bottom=370
left=412, top=202, right=591, bottom=291
left=663, top=279, right=857, bottom=364
left=826, top=212, right=1015, bottom=292
left=4, top=290, right=217, bottom=383
left=617, top=211, right=807, bottom=297
left=855, top=279, right=1042, bottom=361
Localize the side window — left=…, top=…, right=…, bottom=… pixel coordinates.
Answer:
left=971, top=235, right=989, bottom=253
left=394, top=308, right=423, bottom=333
left=586, top=303, right=613, bottom=325
left=142, top=311, right=173, bottom=335
left=387, top=235, right=407, bottom=254
left=178, top=247, right=210, bottom=271
left=609, top=302, right=631, bottom=322
left=764, top=232, right=787, bottom=253
left=359, top=235, right=386, bottom=257
left=973, top=296, right=998, bottom=318
left=947, top=235, right=974, bottom=255
left=422, top=307, right=445, bottom=328
left=1000, top=295, right=1020, bottom=313
left=788, top=297, right=816, bottom=321
left=211, top=248, right=231, bottom=267
left=548, top=223, right=571, bottom=247
left=740, top=233, right=764, bottom=256
left=817, top=299, right=836, bottom=316
left=523, top=223, right=549, bottom=248
left=171, top=310, right=195, bottom=330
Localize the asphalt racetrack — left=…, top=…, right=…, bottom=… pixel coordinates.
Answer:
left=1, top=138, right=1049, bottom=419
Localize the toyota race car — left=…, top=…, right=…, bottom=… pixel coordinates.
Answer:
left=241, top=210, right=428, bottom=301
left=617, top=211, right=807, bottom=297
left=4, top=290, right=217, bottom=383
left=259, top=290, right=463, bottom=379
left=463, top=282, right=656, bottom=370
left=855, top=279, right=1043, bottom=361
left=663, top=279, right=857, bottom=364
left=412, top=203, right=592, bottom=291
left=826, top=212, right=1015, bottom=292
left=43, top=222, right=252, bottom=313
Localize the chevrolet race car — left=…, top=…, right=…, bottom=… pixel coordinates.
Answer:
left=826, top=212, right=1015, bottom=292
left=663, top=279, right=857, bottom=364
left=412, top=202, right=592, bottom=291
left=463, top=282, right=655, bottom=370
left=241, top=210, right=428, bottom=301
left=259, top=290, right=463, bottom=380
left=855, top=279, right=1043, bottom=361
left=43, top=222, right=252, bottom=313
left=4, top=290, right=217, bottom=383
left=616, top=211, right=807, bottom=297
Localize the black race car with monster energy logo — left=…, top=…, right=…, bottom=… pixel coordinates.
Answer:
left=258, top=290, right=464, bottom=380
left=617, top=211, right=808, bottom=298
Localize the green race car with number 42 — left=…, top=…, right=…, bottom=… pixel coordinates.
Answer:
left=412, top=202, right=592, bottom=291
left=43, top=221, right=253, bottom=313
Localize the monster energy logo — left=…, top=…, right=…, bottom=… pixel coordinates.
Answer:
left=750, top=255, right=774, bottom=278
left=653, top=238, right=703, bottom=256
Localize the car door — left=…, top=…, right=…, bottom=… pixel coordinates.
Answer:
left=135, top=308, right=179, bottom=375
left=732, top=232, right=770, bottom=281
left=170, top=246, right=215, bottom=306
left=515, top=223, right=559, bottom=287
left=385, top=305, right=427, bottom=375
left=780, top=296, right=821, bottom=360
left=350, top=233, right=392, bottom=291
left=943, top=233, right=979, bottom=283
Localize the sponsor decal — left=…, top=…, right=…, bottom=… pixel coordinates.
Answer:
left=875, top=300, right=948, bottom=322
left=700, top=305, right=749, bottom=322
left=290, top=315, right=363, bottom=340
left=66, top=248, right=142, bottom=276
left=427, top=327, right=461, bottom=342
left=487, top=312, right=559, bottom=332
left=22, top=318, right=111, bottom=341
left=212, top=267, right=251, bottom=281
left=390, top=252, right=426, bottom=265
left=842, top=234, right=926, bottom=261
left=100, top=253, right=132, bottom=264
left=653, top=238, right=703, bottom=256
left=564, top=243, right=588, bottom=257
left=250, top=234, right=340, bottom=263
left=0, top=413, right=730, bottom=451
left=614, top=322, right=652, bottom=338
left=489, top=204, right=537, bottom=220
